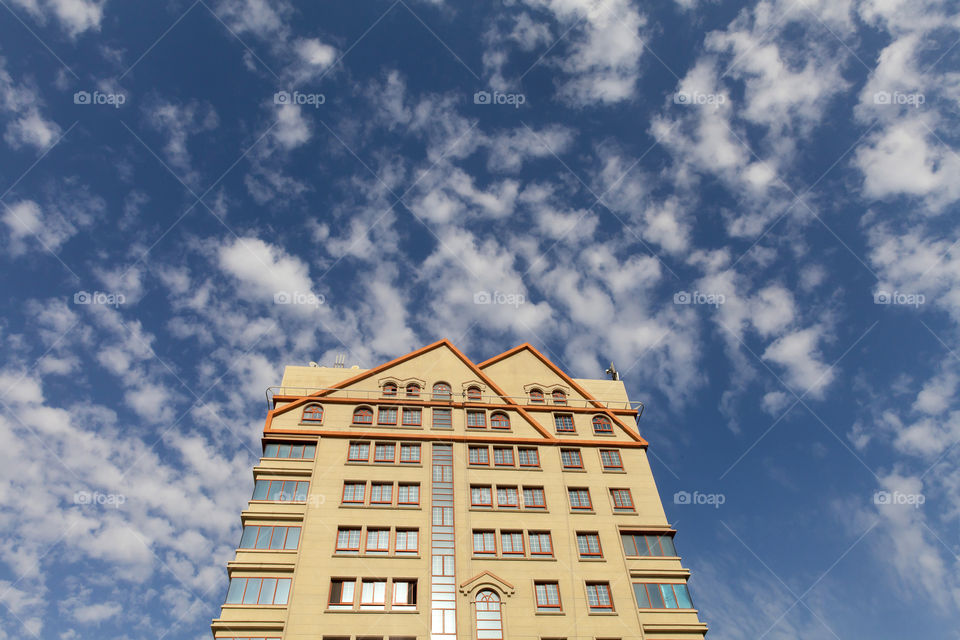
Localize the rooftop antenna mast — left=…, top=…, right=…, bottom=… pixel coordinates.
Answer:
left=333, top=353, right=346, bottom=368
left=605, top=362, right=620, bottom=381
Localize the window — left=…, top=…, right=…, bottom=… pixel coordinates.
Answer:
left=225, top=577, right=292, bottom=605
left=475, top=590, right=503, bottom=640
left=568, top=488, right=592, bottom=510
left=432, top=382, right=452, bottom=400
left=361, top=580, right=387, bottom=609
left=399, top=443, right=421, bottom=463
left=534, top=582, right=561, bottom=611
left=402, top=408, right=421, bottom=426
left=466, top=386, right=482, bottom=401
left=265, top=442, right=316, bottom=459
left=599, top=450, right=622, bottom=470
left=496, top=486, right=519, bottom=508
left=501, top=531, right=524, bottom=555
left=396, top=529, right=418, bottom=554
left=632, top=583, right=693, bottom=609
left=392, top=580, right=417, bottom=609
left=239, top=525, right=301, bottom=550
left=518, top=447, right=540, bottom=467
left=252, top=479, right=309, bottom=502
left=471, top=485, right=493, bottom=507
left=493, top=447, right=515, bottom=466
left=554, top=414, right=575, bottom=432
left=371, top=482, right=393, bottom=504
left=586, top=583, right=613, bottom=611
left=576, top=532, right=603, bottom=558
left=382, top=383, right=397, bottom=397
left=551, top=390, right=567, bottom=405
left=522, top=486, right=546, bottom=509
left=466, top=410, right=486, bottom=428
left=366, top=528, right=390, bottom=553
left=621, top=532, right=677, bottom=557
left=342, top=482, right=366, bottom=504
left=433, top=408, right=452, bottom=428
left=529, top=388, right=544, bottom=404
left=473, top=530, right=496, bottom=555
left=490, top=412, right=510, bottom=429
left=610, top=489, right=635, bottom=512
left=336, top=527, right=361, bottom=552
left=374, top=442, right=395, bottom=463
left=329, top=578, right=356, bottom=609
left=353, top=407, right=373, bottom=424
left=301, top=404, right=323, bottom=423
left=592, top=415, right=613, bottom=434
left=348, top=442, right=370, bottom=462
left=405, top=383, right=420, bottom=398
left=378, top=407, right=398, bottom=425
left=469, top=446, right=490, bottom=465
left=528, top=531, right=553, bottom=555
left=398, top=483, right=420, bottom=505
left=560, top=449, right=583, bottom=469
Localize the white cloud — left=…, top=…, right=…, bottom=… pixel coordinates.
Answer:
left=217, top=236, right=315, bottom=302
left=2, top=199, right=77, bottom=255
left=295, top=37, right=337, bottom=69
left=762, top=327, right=834, bottom=397
left=272, top=103, right=311, bottom=150
left=9, top=0, right=104, bottom=37
left=143, top=99, right=219, bottom=182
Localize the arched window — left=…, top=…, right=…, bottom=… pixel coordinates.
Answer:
left=432, top=382, right=452, bottom=400
left=382, top=382, right=397, bottom=397
left=301, top=404, right=323, bottom=423
left=353, top=407, right=373, bottom=424
left=592, top=415, right=613, bottom=434
left=529, top=388, right=544, bottom=404
left=467, top=386, right=482, bottom=401
left=405, top=383, right=421, bottom=398
left=490, top=412, right=510, bottom=429
left=475, top=589, right=503, bottom=640
left=551, top=389, right=567, bottom=405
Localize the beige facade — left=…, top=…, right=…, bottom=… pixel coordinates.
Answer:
left=211, top=340, right=709, bottom=640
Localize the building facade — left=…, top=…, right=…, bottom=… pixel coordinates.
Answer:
left=211, top=340, right=709, bottom=640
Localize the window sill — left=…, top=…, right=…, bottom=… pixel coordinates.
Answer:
left=534, top=610, right=565, bottom=616
left=333, top=553, right=422, bottom=559
left=238, top=548, right=298, bottom=553
left=562, top=468, right=587, bottom=473
left=344, top=462, right=424, bottom=467
left=570, top=510, right=596, bottom=515
left=324, top=608, right=421, bottom=613
left=591, top=432, right=617, bottom=437
left=613, top=510, right=638, bottom=516
left=339, top=504, right=423, bottom=510
left=602, top=469, right=627, bottom=474
left=587, top=610, right=618, bottom=616
left=578, top=557, right=606, bottom=562
left=637, top=608, right=698, bottom=613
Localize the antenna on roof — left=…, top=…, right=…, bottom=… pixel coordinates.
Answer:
left=333, top=353, right=346, bottom=368
left=605, top=362, right=620, bottom=381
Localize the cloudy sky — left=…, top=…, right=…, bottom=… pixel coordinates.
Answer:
left=0, top=0, right=958, bottom=637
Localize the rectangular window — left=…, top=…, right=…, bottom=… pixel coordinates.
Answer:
left=620, top=533, right=677, bottom=557
left=224, top=577, right=292, bottom=605
left=528, top=531, right=553, bottom=556
left=535, top=582, right=561, bottom=611
left=348, top=442, right=370, bottom=462
left=466, top=410, right=486, bottom=428
left=522, top=486, right=546, bottom=509
left=471, top=485, right=493, bottom=507
left=252, top=479, right=308, bottom=502
left=473, top=530, right=496, bottom=555
left=599, top=450, right=623, bottom=470
left=402, top=408, right=421, bottom=426
left=586, top=583, right=613, bottom=611
left=360, top=580, right=387, bottom=609
left=342, top=482, right=366, bottom=504
left=396, top=529, right=419, bottom=554
left=568, top=488, right=592, bottom=510
left=501, top=531, right=524, bottom=555
left=432, top=408, right=452, bottom=428
left=398, top=483, right=420, bottom=505
left=518, top=447, right=540, bottom=467
left=468, top=446, right=489, bottom=465
left=560, top=449, right=583, bottom=469
left=370, top=482, right=393, bottom=505
left=374, top=443, right=395, bottom=463
left=264, top=442, right=316, bottom=459
left=399, top=443, right=421, bottom=463
left=239, top=525, right=301, bottom=550
left=366, top=528, right=390, bottom=553
left=610, top=489, right=635, bottom=512
left=632, top=583, right=693, bottom=609
left=329, top=578, right=356, bottom=609
left=576, top=532, right=602, bottom=558
left=554, top=414, right=575, bottom=432
left=493, top=447, right=515, bottom=466
left=377, top=407, right=398, bottom=425
left=392, top=580, right=417, bottom=609
left=336, top=527, right=361, bottom=552
left=496, top=486, right=519, bottom=508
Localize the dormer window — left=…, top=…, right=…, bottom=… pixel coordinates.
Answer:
left=433, top=382, right=452, bottom=400
left=301, top=404, right=323, bottom=423
left=353, top=407, right=373, bottom=424
left=382, top=383, right=397, bottom=397
left=405, top=383, right=421, bottom=398
left=592, top=415, right=613, bottom=434
left=466, top=386, right=482, bottom=401
left=551, top=389, right=567, bottom=405
left=529, top=388, right=544, bottom=404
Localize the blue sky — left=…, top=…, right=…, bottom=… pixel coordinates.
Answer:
left=0, top=0, right=958, bottom=637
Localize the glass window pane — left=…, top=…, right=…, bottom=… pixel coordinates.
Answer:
left=674, top=584, right=692, bottom=608
left=662, top=584, right=678, bottom=608
left=264, top=444, right=279, bottom=457
left=267, top=481, right=282, bottom=501
left=632, top=583, right=649, bottom=608
left=252, top=480, right=269, bottom=500
left=242, top=578, right=262, bottom=604
left=285, top=527, right=300, bottom=550
left=648, top=584, right=665, bottom=608
left=240, top=526, right=257, bottom=548
left=269, top=527, right=285, bottom=549
left=304, top=444, right=316, bottom=459
left=255, top=526, right=272, bottom=549
left=290, top=445, right=304, bottom=458
left=661, top=535, right=677, bottom=556
left=621, top=532, right=638, bottom=556
left=274, top=578, right=291, bottom=605
left=226, top=578, right=245, bottom=603
left=260, top=578, right=277, bottom=604
left=277, top=444, right=291, bottom=458
left=295, top=482, right=309, bottom=501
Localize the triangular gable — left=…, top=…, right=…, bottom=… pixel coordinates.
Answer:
left=480, top=343, right=647, bottom=445
left=459, top=570, right=515, bottom=597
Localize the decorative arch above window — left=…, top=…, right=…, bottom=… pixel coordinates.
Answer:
left=474, top=589, right=503, bottom=640
left=353, top=406, right=374, bottom=424
left=382, top=382, right=398, bottom=397
left=490, top=412, right=510, bottom=429
left=551, top=389, right=567, bottom=405
left=432, top=382, right=452, bottom=400
left=592, top=415, right=613, bottom=434
left=466, top=386, right=482, bottom=401
left=405, top=383, right=421, bottom=398
left=301, top=404, right=323, bottom=423
left=529, top=388, right=544, bottom=404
